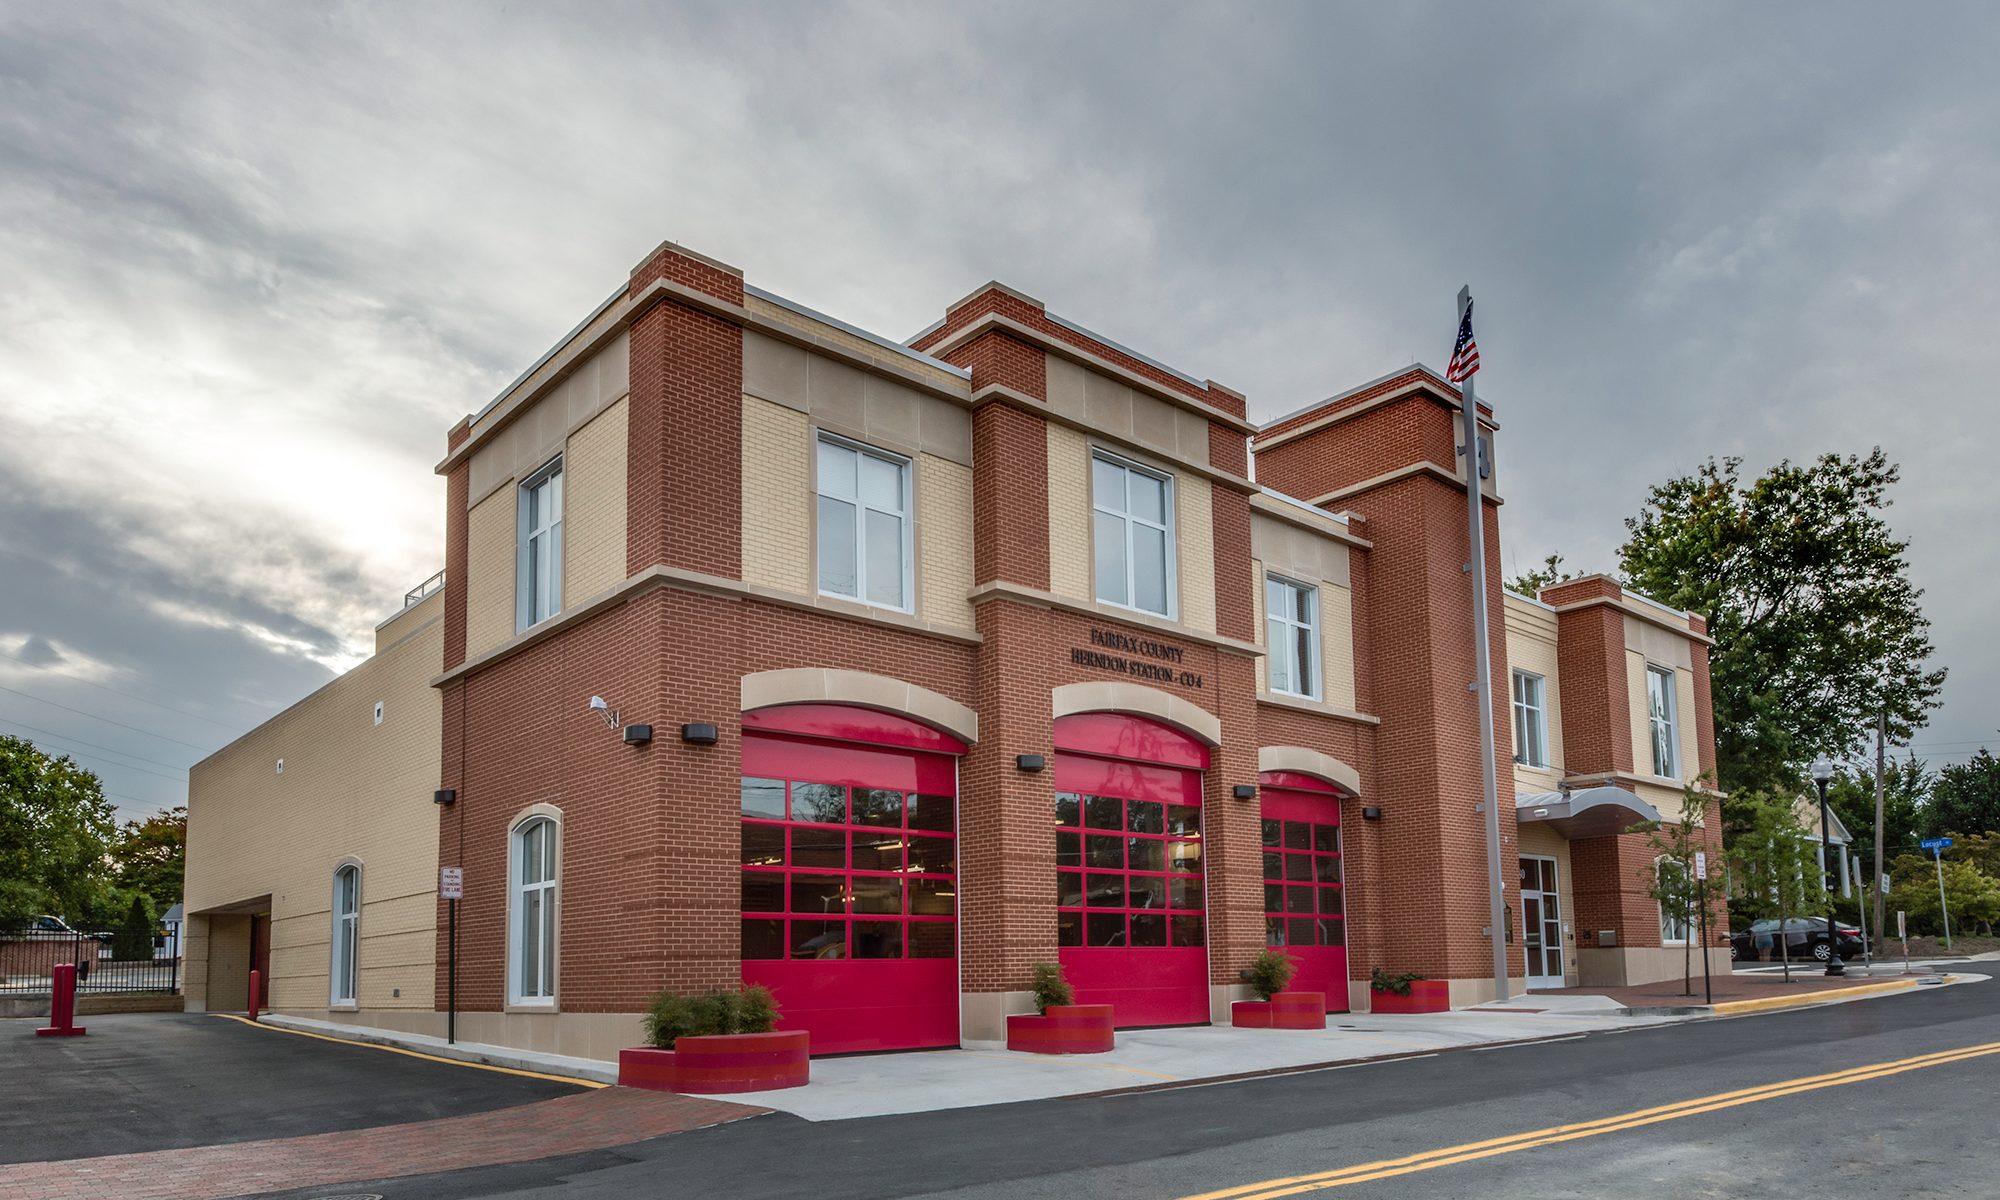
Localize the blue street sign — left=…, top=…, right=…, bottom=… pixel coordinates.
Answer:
left=1920, top=837, right=1953, bottom=852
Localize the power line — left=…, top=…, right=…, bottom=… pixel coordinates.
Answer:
left=0, top=718, right=190, bottom=773
left=0, top=645, right=244, bottom=731
left=0, top=732, right=192, bottom=784
left=0, top=684, right=214, bottom=752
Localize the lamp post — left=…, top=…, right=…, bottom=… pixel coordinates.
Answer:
left=1810, top=755, right=1844, bottom=977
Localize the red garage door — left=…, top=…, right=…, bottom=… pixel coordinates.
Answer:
left=1054, top=712, right=1210, bottom=1028
left=740, top=704, right=963, bottom=1054
left=1258, top=770, right=1349, bottom=1012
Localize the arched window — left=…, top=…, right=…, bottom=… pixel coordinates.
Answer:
left=1656, top=858, right=1692, bottom=944
left=510, top=817, right=559, bottom=1005
left=330, top=864, right=360, bottom=1005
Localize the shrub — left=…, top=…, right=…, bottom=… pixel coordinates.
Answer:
left=1246, top=949, right=1297, bottom=1001
left=1031, top=961, right=1073, bottom=1014
left=642, top=984, right=781, bottom=1049
left=1369, top=967, right=1424, bottom=996
left=110, top=895, right=155, bottom=962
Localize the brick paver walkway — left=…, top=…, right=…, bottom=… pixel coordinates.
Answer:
left=0, top=1086, right=764, bottom=1200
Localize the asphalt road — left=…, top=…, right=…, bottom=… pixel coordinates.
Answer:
left=241, top=970, right=1999, bottom=1200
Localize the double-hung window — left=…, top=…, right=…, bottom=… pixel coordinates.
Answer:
left=1265, top=576, right=1320, bottom=700
left=330, top=865, right=359, bottom=1005
left=816, top=435, right=912, bottom=612
left=1657, top=859, right=1692, bottom=943
left=510, top=818, right=558, bottom=1006
left=517, top=458, right=563, bottom=631
left=1512, top=670, right=1548, bottom=768
left=1092, top=452, right=1175, bottom=617
left=1646, top=664, right=1679, bottom=779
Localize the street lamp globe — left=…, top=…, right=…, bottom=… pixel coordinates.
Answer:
left=1810, top=755, right=1834, bottom=784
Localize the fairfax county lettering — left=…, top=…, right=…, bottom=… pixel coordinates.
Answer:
left=1073, top=627, right=1203, bottom=688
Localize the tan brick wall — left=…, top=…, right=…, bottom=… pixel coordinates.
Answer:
left=1322, top=582, right=1356, bottom=711
left=563, top=396, right=629, bottom=602
left=1504, top=595, right=1565, bottom=789
left=1626, top=649, right=1655, bottom=777
left=1045, top=422, right=1091, bottom=600
left=741, top=394, right=812, bottom=594
left=466, top=329, right=630, bottom=506
left=185, top=604, right=444, bottom=1013
left=464, top=488, right=515, bottom=658
left=918, top=453, right=975, bottom=626
left=1675, top=667, right=1699, bottom=786
left=1177, top=473, right=1216, bottom=634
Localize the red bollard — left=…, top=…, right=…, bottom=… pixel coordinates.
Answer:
left=248, top=968, right=262, bottom=1021
left=36, top=962, right=87, bottom=1038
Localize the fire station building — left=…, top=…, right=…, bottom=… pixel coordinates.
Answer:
left=183, top=239, right=1726, bottom=1062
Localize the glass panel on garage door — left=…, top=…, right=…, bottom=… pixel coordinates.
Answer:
left=1054, top=712, right=1210, bottom=1028
left=740, top=704, right=965, bottom=1054
left=1258, top=770, right=1349, bottom=1013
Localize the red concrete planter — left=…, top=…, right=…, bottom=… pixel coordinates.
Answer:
left=1007, top=1004, right=1115, bottom=1054
left=1232, top=991, right=1327, bottom=1030
left=1369, top=980, right=1450, bottom=1014
left=618, top=1030, right=810, bottom=1094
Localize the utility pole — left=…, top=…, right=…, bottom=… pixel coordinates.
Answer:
left=1873, top=713, right=1887, bottom=961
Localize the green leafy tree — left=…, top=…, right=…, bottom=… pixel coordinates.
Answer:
left=1618, top=450, right=1944, bottom=797
left=1727, top=792, right=1826, bottom=981
left=1635, top=786, right=1729, bottom=996
left=1886, top=852, right=2000, bottom=938
left=110, top=807, right=186, bottom=916
left=1943, top=830, right=2000, bottom=880
left=1824, top=755, right=1929, bottom=868
left=1508, top=553, right=1576, bottom=598
left=0, top=734, right=117, bottom=930
left=110, top=894, right=156, bottom=961
left=1922, top=750, right=2000, bottom=840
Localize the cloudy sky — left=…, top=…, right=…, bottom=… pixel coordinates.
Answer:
left=3, top=2, right=1994, bottom=822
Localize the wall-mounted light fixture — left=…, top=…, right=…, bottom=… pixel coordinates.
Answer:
left=679, top=723, right=718, bottom=745
left=623, top=724, right=654, bottom=745
left=588, top=695, right=620, bottom=729
left=1015, top=754, right=1046, bottom=772
left=433, top=789, right=457, bottom=807
left=1231, top=784, right=1258, bottom=801
left=1361, top=805, right=1383, bottom=821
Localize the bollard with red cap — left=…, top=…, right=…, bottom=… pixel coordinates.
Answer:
left=36, top=961, right=87, bottom=1038
left=248, top=968, right=262, bottom=1021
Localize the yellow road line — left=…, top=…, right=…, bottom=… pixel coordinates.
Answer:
left=209, top=1013, right=606, bottom=1088
left=1710, top=977, right=1918, bottom=1015
left=1181, top=1039, right=2000, bottom=1200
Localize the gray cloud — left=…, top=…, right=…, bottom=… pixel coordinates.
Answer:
left=1, top=2, right=1992, bottom=822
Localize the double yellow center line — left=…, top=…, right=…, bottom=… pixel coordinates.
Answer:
left=1180, top=1040, right=2000, bottom=1199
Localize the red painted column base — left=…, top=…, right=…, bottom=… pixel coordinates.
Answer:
left=1369, top=980, right=1451, bottom=1014
left=1007, top=1004, right=1116, bottom=1054
left=619, top=1031, right=811, bottom=1094
left=38, top=962, right=86, bottom=1037
left=35, top=1025, right=87, bottom=1037
left=1232, top=991, right=1327, bottom=1029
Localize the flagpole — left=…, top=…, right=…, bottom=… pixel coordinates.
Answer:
left=1456, top=285, right=1510, bottom=1004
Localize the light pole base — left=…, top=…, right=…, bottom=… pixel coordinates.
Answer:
left=1825, top=958, right=1845, bottom=977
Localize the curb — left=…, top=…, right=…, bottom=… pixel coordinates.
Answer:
left=1621, top=975, right=1937, bottom=1018
left=247, top=1013, right=617, bottom=1085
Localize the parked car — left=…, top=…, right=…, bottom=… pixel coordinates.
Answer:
left=1730, top=917, right=1864, bottom=963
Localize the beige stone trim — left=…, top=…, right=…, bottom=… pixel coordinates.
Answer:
left=1551, top=594, right=1714, bottom=645
left=1252, top=378, right=1499, bottom=453
left=967, top=579, right=1262, bottom=657
left=1256, top=746, right=1362, bottom=796
left=628, top=238, right=744, bottom=279
left=1254, top=690, right=1382, bottom=726
left=972, top=384, right=1256, bottom=494
left=1247, top=491, right=1372, bottom=548
left=1052, top=681, right=1222, bottom=747
left=1305, top=461, right=1505, bottom=509
left=440, top=292, right=635, bottom=473
left=740, top=668, right=979, bottom=745
left=433, top=565, right=981, bottom=689
left=927, top=312, right=1256, bottom=433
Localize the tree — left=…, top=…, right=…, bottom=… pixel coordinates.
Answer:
left=1824, top=754, right=1929, bottom=868
left=1508, top=552, right=1576, bottom=597
left=1922, top=750, right=2000, bottom=840
left=1886, top=852, right=2000, bottom=938
left=110, top=807, right=186, bottom=916
left=0, top=734, right=117, bottom=930
left=1634, top=787, right=1728, bottom=996
left=1727, top=792, right=1826, bottom=981
left=1618, top=450, right=1944, bottom=796
left=110, top=894, right=156, bottom=961
left=1944, top=830, right=2000, bottom=880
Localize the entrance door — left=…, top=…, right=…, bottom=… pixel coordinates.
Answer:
left=739, top=704, right=964, bottom=1054
left=1258, top=771, right=1348, bottom=1012
left=1519, top=856, right=1564, bottom=989
left=1054, top=713, right=1210, bottom=1027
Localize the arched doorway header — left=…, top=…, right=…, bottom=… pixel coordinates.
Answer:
left=1050, top=681, right=1221, bottom=747
left=1257, top=746, right=1361, bottom=798
left=740, top=668, right=978, bottom=745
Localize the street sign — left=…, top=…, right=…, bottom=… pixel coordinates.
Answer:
left=1694, top=851, right=1708, bottom=880
left=1920, top=837, right=1953, bottom=853
left=1897, top=910, right=1906, bottom=938
left=439, top=867, right=463, bottom=900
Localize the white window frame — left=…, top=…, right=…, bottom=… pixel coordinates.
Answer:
left=1646, top=664, right=1679, bottom=779
left=1264, top=574, right=1321, bottom=700
left=1512, top=670, right=1548, bottom=768
left=516, top=457, right=564, bottom=632
left=330, top=863, right=360, bottom=1006
left=508, top=816, right=559, bottom=1008
left=1656, top=857, right=1692, bottom=944
left=814, top=433, right=914, bottom=613
left=1090, top=450, right=1178, bottom=619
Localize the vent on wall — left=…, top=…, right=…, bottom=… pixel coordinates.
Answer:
left=374, top=701, right=385, bottom=726
left=275, top=758, right=284, bottom=776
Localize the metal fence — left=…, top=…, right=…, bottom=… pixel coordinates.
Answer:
left=0, top=928, right=180, bottom=995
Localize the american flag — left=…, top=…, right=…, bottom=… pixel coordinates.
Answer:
left=1446, top=300, right=1480, bottom=383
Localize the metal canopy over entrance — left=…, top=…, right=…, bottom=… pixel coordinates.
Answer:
left=1515, top=786, right=1663, bottom=840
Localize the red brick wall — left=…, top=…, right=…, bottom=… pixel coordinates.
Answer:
left=1548, top=581, right=1633, bottom=778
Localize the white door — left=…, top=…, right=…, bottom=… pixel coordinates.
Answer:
left=1520, top=856, right=1565, bottom=989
